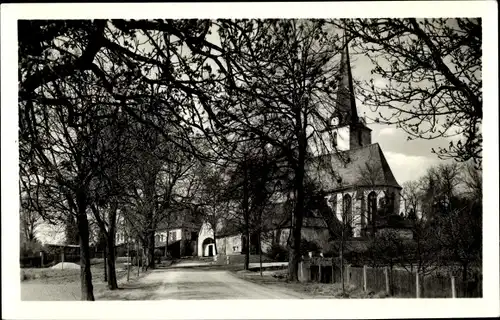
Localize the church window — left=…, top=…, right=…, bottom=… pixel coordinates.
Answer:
left=343, top=194, right=352, bottom=221
left=155, top=235, right=160, bottom=243
left=328, top=195, right=337, bottom=216
left=378, top=192, right=387, bottom=216
left=368, top=191, right=377, bottom=224
left=343, top=194, right=353, bottom=237
left=333, top=132, right=338, bottom=147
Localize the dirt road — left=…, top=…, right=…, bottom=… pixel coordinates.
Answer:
left=96, top=269, right=304, bottom=300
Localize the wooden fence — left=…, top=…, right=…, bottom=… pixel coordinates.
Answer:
left=299, top=258, right=482, bottom=298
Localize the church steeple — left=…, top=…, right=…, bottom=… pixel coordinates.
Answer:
left=309, top=29, right=372, bottom=157
left=335, top=32, right=359, bottom=126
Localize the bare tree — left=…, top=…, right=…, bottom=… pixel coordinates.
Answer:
left=192, top=19, right=344, bottom=281
left=340, top=18, right=482, bottom=165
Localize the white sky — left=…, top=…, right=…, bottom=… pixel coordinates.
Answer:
left=200, top=26, right=455, bottom=184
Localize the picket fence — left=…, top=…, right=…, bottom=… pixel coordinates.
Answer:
left=299, top=259, right=482, bottom=298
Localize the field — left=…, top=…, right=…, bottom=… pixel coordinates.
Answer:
left=20, top=257, right=152, bottom=300
left=235, top=269, right=389, bottom=298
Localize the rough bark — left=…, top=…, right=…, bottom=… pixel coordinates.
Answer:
left=288, top=113, right=306, bottom=282
left=106, top=234, right=118, bottom=290
left=76, top=195, right=94, bottom=301
left=147, top=230, right=155, bottom=269
left=259, top=232, right=263, bottom=277
left=244, top=230, right=250, bottom=270
left=106, top=202, right=118, bottom=289
left=164, top=228, right=169, bottom=258
left=103, top=245, right=107, bottom=282
left=288, top=166, right=305, bottom=282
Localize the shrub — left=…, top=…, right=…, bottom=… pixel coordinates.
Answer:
left=267, top=244, right=289, bottom=262
left=300, top=239, right=320, bottom=256
left=20, top=240, right=45, bottom=258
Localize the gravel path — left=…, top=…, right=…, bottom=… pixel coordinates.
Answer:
left=96, top=269, right=304, bottom=300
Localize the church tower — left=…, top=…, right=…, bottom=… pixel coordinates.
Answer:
left=312, top=32, right=372, bottom=156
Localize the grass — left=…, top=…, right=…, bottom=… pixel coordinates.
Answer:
left=235, top=269, right=389, bottom=299
left=21, top=268, right=81, bottom=282
left=21, top=257, right=144, bottom=283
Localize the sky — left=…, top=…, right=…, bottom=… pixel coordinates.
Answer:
left=349, top=51, right=456, bottom=184
left=106, top=21, right=460, bottom=186
left=201, top=24, right=455, bottom=185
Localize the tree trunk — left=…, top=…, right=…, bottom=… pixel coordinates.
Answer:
left=462, top=261, right=468, bottom=296
left=142, top=245, right=148, bottom=271
left=106, top=235, right=118, bottom=290
left=148, top=230, right=155, bottom=269
left=288, top=167, right=305, bottom=282
left=103, top=245, right=107, bottom=282
left=243, top=161, right=250, bottom=271
left=127, top=239, right=130, bottom=282
left=164, top=228, right=169, bottom=258
left=259, top=232, right=263, bottom=277
left=76, top=200, right=94, bottom=301
left=136, top=241, right=140, bottom=277
left=106, top=202, right=118, bottom=289
left=244, top=231, right=250, bottom=270
left=340, top=237, right=345, bottom=294
left=288, top=108, right=307, bottom=282
left=213, top=228, right=218, bottom=256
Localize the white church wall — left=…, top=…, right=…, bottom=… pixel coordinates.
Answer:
left=197, top=222, right=214, bottom=257
left=309, top=126, right=350, bottom=157
left=216, top=234, right=242, bottom=255
left=335, top=126, right=350, bottom=151
left=326, top=187, right=402, bottom=238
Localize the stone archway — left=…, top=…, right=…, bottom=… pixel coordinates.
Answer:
left=202, top=237, right=216, bottom=257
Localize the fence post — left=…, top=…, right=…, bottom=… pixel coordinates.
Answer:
left=385, top=266, right=390, bottom=295
left=61, top=251, right=65, bottom=269
left=300, top=261, right=304, bottom=281
left=308, top=262, right=311, bottom=282
left=318, top=264, right=322, bottom=283
left=416, top=272, right=420, bottom=298
left=346, top=264, right=351, bottom=285
left=363, top=265, right=367, bottom=292
left=332, top=264, right=334, bottom=284
left=451, top=276, right=456, bottom=298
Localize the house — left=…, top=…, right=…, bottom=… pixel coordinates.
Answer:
left=154, top=219, right=202, bottom=258
left=115, top=208, right=203, bottom=258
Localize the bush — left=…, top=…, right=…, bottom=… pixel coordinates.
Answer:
left=267, top=244, right=289, bottom=262
left=300, top=239, right=320, bottom=256
left=20, top=240, right=45, bottom=258
left=154, top=249, right=164, bottom=263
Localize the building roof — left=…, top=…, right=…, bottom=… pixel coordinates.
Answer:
left=309, top=143, right=401, bottom=192
left=156, top=208, right=204, bottom=231
left=335, top=33, right=359, bottom=126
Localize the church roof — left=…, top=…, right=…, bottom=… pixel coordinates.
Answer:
left=335, top=32, right=361, bottom=127
left=309, top=143, right=401, bottom=192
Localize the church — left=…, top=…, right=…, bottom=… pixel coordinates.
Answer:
left=198, top=38, right=409, bottom=257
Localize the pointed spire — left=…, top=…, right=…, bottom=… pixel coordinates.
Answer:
left=335, top=30, right=359, bottom=125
